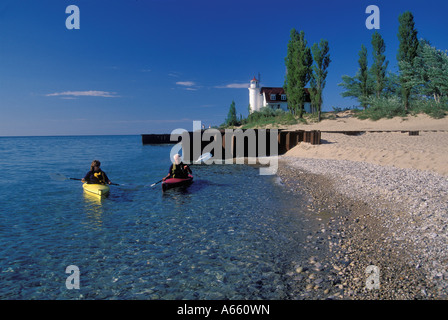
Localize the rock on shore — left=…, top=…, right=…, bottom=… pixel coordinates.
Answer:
left=277, top=156, right=448, bottom=300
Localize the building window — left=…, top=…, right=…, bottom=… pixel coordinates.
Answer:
left=270, top=94, right=276, bottom=100
left=281, top=94, right=287, bottom=101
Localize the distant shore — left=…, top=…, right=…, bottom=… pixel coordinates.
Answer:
left=275, top=113, right=448, bottom=299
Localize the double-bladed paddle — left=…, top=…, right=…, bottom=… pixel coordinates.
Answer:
left=49, top=173, right=121, bottom=186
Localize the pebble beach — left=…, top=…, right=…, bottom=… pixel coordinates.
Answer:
left=275, top=113, right=448, bottom=299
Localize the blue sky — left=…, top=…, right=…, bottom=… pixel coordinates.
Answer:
left=0, top=0, right=447, bottom=136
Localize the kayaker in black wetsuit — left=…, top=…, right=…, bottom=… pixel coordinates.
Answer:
left=163, top=154, right=192, bottom=181
left=81, top=160, right=112, bottom=185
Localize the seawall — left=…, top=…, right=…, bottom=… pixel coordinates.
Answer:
left=141, top=129, right=321, bottom=162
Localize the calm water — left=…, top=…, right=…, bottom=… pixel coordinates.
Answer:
left=0, top=135, right=309, bottom=300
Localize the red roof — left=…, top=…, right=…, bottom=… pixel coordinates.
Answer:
left=251, top=76, right=258, bottom=82
left=260, top=87, right=311, bottom=103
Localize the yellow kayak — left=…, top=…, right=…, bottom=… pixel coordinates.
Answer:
left=82, top=183, right=110, bottom=196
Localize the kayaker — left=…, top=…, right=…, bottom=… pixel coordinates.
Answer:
left=163, top=154, right=192, bottom=181
left=81, top=160, right=112, bottom=185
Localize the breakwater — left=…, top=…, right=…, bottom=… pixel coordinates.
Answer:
left=141, top=129, right=321, bottom=162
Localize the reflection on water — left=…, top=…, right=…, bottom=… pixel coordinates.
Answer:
left=83, top=190, right=109, bottom=205
left=82, top=191, right=106, bottom=230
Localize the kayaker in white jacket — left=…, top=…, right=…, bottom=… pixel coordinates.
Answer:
left=163, top=154, right=192, bottom=181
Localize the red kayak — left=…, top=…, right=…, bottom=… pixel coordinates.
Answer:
left=162, top=174, right=193, bottom=192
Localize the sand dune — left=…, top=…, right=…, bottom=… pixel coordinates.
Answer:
left=282, top=113, right=448, bottom=176
left=286, top=112, right=448, bottom=132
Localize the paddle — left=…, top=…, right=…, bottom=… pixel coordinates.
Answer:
left=194, top=152, right=212, bottom=164
left=49, top=173, right=121, bottom=186
left=150, top=179, right=164, bottom=187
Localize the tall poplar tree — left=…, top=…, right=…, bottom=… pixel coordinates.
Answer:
left=358, top=44, right=370, bottom=109
left=284, top=29, right=312, bottom=117
left=338, top=44, right=374, bottom=109
left=310, top=39, right=331, bottom=122
left=397, top=11, right=419, bottom=111
left=284, top=29, right=300, bottom=115
left=371, top=31, right=389, bottom=98
left=296, top=31, right=313, bottom=118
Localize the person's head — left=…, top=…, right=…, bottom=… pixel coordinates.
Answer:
left=173, top=154, right=181, bottom=165
left=90, top=160, right=101, bottom=172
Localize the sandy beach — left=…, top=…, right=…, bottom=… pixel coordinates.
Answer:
left=288, top=112, right=448, bottom=132
left=283, top=113, right=448, bottom=176
left=275, top=112, right=448, bottom=299
left=285, top=131, right=448, bottom=176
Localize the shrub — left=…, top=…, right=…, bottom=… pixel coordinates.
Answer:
left=356, top=96, right=406, bottom=120
left=242, top=107, right=298, bottom=128
left=410, top=98, right=447, bottom=119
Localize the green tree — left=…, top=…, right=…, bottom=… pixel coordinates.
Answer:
left=310, top=39, right=331, bottom=122
left=413, top=40, right=448, bottom=104
left=284, top=29, right=300, bottom=115
left=383, top=71, right=401, bottom=98
left=397, top=11, right=419, bottom=111
left=284, top=29, right=312, bottom=117
left=309, top=75, right=320, bottom=117
left=225, top=100, right=238, bottom=126
left=338, top=44, right=373, bottom=109
left=358, top=44, right=370, bottom=109
left=371, top=31, right=389, bottom=98
left=296, top=31, right=313, bottom=118
left=339, top=74, right=362, bottom=102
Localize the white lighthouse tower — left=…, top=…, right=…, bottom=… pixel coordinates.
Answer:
left=248, top=76, right=261, bottom=113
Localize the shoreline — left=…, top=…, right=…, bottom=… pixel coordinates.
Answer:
left=277, top=156, right=448, bottom=299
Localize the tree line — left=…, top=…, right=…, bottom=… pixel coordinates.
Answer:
left=224, top=11, right=446, bottom=128
left=224, top=28, right=332, bottom=127
left=339, top=11, right=448, bottom=119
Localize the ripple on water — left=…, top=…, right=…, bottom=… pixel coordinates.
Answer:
left=0, top=136, right=308, bottom=299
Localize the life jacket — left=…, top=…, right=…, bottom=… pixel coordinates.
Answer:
left=93, top=170, right=106, bottom=184
left=171, top=163, right=187, bottom=178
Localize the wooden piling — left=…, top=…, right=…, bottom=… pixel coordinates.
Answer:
left=141, top=129, right=321, bottom=161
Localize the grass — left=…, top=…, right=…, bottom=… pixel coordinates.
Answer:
left=354, top=96, right=447, bottom=121
left=220, top=97, right=447, bottom=129
left=220, top=107, right=301, bottom=129
left=241, top=111, right=299, bottom=129
left=409, top=99, right=448, bottom=119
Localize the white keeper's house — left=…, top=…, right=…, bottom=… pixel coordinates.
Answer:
left=248, top=76, right=311, bottom=113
